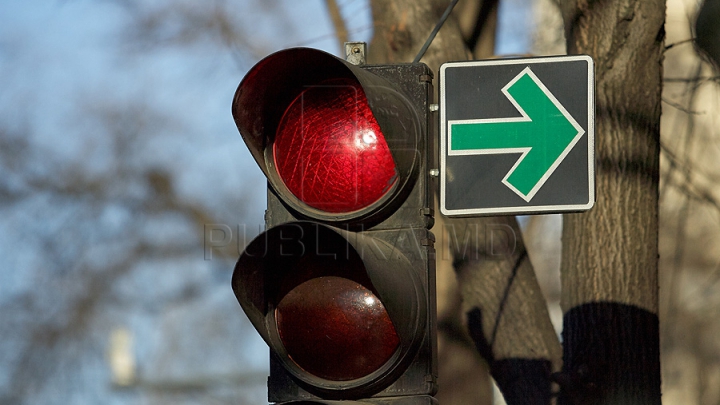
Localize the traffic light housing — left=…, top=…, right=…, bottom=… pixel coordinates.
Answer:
left=231, top=48, right=436, bottom=404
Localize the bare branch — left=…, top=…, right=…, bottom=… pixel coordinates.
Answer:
left=324, top=0, right=349, bottom=49
left=662, top=97, right=705, bottom=115
left=664, top=37, right=695, bottom=50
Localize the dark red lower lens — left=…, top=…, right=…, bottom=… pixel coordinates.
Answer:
left=275, top=276, right=400, bottom=381
left=274, top=78, right=397, bottom=213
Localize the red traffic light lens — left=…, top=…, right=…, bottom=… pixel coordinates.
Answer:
left=276, top=276, right=400, bottom=381
left=274, top=78, right=398, bottom=213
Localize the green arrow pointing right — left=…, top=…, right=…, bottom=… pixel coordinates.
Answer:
left=448, top=67, right=585, bottom=202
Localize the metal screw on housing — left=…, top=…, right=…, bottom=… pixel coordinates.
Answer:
left=345, top=42, right=367, bottom=66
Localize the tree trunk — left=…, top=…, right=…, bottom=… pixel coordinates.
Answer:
left=558, top=0, right=664, bottom=403
left=369, top=1, right=562, bottom=404
left=448, top=215, right=563, bottom=405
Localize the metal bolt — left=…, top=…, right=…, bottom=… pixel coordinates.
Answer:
left=344, top=42, right=367, bottom=66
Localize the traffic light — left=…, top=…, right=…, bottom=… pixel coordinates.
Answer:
left=231, top=47, right=436, bottom=405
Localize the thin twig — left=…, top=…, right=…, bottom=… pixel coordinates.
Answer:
left=289, top=24, right=373, bottom=48
left=664, top=75, right=720, bottom=83
left=662, top=97, right=705, bottom=115
left=665, top=38, right=695, bottom=50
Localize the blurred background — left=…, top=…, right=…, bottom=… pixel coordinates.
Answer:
left=0, top=0, right=718, bottom=404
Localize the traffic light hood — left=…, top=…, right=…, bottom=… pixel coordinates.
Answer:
left=232, top=221, right=428, bottom=396
left=232, top=48, right=424, bottom=221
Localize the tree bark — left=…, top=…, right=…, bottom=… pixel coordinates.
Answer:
left=558, top=0, right=664, bottom=403
left=447, top=214, right=563, bottom=405
left=369, top=1, right=562, bottom=404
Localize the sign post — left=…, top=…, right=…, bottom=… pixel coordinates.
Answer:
left=440, top=56, right=595, bottom=216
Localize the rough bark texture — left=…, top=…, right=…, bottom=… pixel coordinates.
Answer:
left=369, top=1, right=562, bottom=404
left=368, top=0, right=471, bottom=67
left=558, top=0, right=664, bottom=403
left=445, top=214, right=563, bottom=404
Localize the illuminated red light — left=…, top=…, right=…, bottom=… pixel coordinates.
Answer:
left=275, top=276, right=400, bottom=381
left=274, top=78, right=397, bottom=213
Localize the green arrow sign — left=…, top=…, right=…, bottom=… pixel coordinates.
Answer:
left=448, top=67, right=584, bottom=202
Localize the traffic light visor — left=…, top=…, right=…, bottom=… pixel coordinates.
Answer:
left=233, top=48, right=421, bottom=223
left=232, top=222, right=427, bottom=394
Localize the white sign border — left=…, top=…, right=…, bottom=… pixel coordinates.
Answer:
left=439, top=55, right=595, bottom=217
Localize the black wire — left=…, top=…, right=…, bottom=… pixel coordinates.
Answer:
left=412, top=0, right=461, bottom=63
